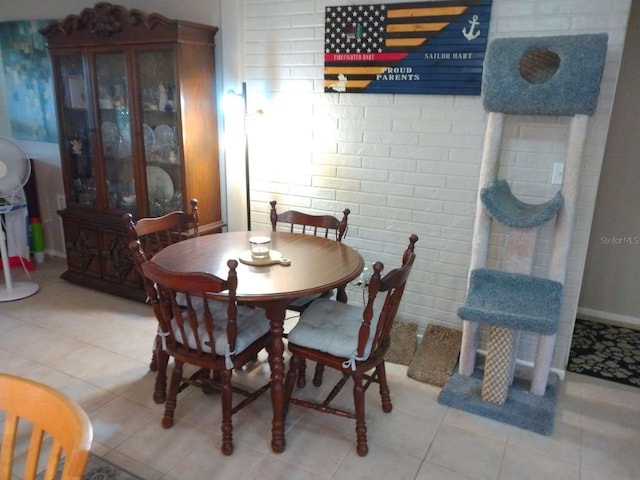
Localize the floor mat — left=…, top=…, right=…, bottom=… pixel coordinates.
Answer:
left=567, top=318, right=640, bottom=388
left=386, top=321, right=418, bottom=365
left=407, top=324, right=462, bottom=386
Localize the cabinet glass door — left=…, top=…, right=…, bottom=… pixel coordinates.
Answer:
left=94, top=52, right=135, bottom=212
left=56, top=54, right=94, bottom=206
left=137, top=50, right=181, bottom=217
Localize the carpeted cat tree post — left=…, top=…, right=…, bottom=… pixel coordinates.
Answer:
left=438, top=33, right=608, bottom=434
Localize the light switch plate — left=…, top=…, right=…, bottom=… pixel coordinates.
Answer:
left=552, top=162, right=564, bottom=185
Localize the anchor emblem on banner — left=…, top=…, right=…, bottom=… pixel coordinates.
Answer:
left=462, top=15, right=481, bottom=41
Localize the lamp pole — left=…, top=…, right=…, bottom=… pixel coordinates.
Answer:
left=242, top=82, right=251, bottom=230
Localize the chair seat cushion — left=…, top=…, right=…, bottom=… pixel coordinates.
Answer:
left=288, top=298, right=380, bottom=361
left=288, top=289, right=334, bottom=308
left=288, top=293, right=323, bottom=308
left=171, top=302, right=270, bottom=356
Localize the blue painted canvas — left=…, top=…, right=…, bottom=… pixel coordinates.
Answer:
left=0, top=20, right=57, bottom=142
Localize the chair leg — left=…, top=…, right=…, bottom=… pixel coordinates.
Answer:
left=220, top=369, right=234, bottom=456
left=162, top=360, right=182, bottom=429
left=153, top=349, right=169, bottom=404
left=352, top=372, right=368, bottom=456
left=376, top=361, right=392, bottom=413
left=296, top=358, right=307, bottom=388
left=336, top=285, right=348, bottom=303
left=285, top=355, right=303, bottom=411
left=312, top=363, right=325, bottom=387
left=149, top=344, right=158, bottom=371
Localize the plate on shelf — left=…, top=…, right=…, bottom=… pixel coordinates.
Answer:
left=121, top=194, right=136, bottom=205
left=146, top=166, right=174, bottom=200
left=155, top=124, right=175, bottom=146
left=143, top=123, right=155, bottom=149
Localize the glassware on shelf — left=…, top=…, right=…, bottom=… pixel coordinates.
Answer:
left=115, top=106, right=131, bottom=144
left=101, top=121, right=119, bottom=157
left=73, top=178, right=97, bottom=206
left=154, top=124, right=175, bottom=146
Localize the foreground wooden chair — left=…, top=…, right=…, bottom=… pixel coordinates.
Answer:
left=270, top=200, right=350, bottom=386
left=0, top=373, right=93, bottom=480
left=124, top=198, right=199, bottom=403
left=284, top=234, right=418, bottom=456
left=131, top=240, right=271, bottom=455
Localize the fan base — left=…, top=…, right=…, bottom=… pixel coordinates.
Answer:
left=0, top=281, right=39, bottom=302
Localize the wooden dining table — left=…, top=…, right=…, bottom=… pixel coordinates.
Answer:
left=149, top=230, right=364, bottom=452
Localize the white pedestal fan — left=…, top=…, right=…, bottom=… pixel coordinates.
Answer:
left=0, top=136, right=39, bottom=301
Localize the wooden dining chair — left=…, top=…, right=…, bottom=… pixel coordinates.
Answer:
left=124, top=198, right=201, bottom=403
left=283, top=234, right=418, bottom=456
left=130, top=240, right=272, bottom=456
left=269, top=200, right=350, bottom=304
left=0, top=373, right=93, bottom=480
left=124, top=198, right=199, bottom=262
left=270, top=200, right=351, bottom=386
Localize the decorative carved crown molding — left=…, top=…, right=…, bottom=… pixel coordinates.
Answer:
left=82, top=2, right=125, bottom=36
left=40, top=2, right=176, bottom=38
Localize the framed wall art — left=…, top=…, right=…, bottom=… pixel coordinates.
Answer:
left=0, top=20, right=57, bottom=142
left=324, top=0, right=492, bottom=95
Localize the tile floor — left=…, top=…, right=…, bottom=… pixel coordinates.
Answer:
left=1, top=257, right=639, bottom=480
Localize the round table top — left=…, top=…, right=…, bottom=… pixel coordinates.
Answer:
left=150, top=231, right=364, bottom=302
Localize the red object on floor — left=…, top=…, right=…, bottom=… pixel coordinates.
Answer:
left=0, top=256, right=35, bottom=271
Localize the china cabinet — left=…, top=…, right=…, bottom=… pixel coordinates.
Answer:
left=41, top=3, right=224, bottom=301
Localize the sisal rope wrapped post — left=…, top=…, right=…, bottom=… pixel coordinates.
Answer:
left=481, top=326, right=517, bottom=404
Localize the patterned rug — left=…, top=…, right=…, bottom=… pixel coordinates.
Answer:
left=36, top=454, right=144, bottom=480
left=567, top=318, right=640, bottom=388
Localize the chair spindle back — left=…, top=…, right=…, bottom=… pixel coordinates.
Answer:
left=131, top=240, right=239, bottom=362
left=124, top=198, right=199, bottom=260
left=270, top=200, right=349, bottom=241
left=0, top=373, right=93, bottom=480
left=358, top=233, right=418, bottom=359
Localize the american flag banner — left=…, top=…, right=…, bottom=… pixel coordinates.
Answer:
left=324, top=0, right=492, bottom=94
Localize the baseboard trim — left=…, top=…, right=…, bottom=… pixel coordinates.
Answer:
left=577, top=307, right=640, bottom=328
left=45, top=249, right=66, bottom=259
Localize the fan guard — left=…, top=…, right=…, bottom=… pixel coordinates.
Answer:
left=0, top=136, right=39, bottom=301
left=0, top=136, right=31, bottom=199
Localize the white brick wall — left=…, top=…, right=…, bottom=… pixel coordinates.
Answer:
left=236, top=0, right=632, bottom=371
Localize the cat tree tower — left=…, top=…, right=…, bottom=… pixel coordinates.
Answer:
left=438, top=33, right=608, bottom=434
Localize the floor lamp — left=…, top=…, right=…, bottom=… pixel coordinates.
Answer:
left=241, top=82, right=251, bottom=230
